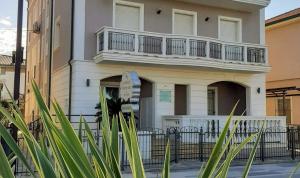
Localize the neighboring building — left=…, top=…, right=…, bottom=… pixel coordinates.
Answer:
left=266, top=8, right=300, bottom=125
left=25, top=0, right=53, bottom=122
left=26, top=0, right=285, bottom=130
left=0, top=54, right=25, bottom=101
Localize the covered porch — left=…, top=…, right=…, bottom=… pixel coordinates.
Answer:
left=164, top=81, right=286, bottom=132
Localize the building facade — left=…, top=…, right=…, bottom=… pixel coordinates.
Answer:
left=266, top=8, right=300, bottom=125
left=26, top=0, right=285, bottom=130
left=0, top=55, right=25, bottom=101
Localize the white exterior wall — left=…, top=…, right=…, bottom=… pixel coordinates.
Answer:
left=67, top=60, right=266, bottom=128
left=52, top=65, right=70, bottom=113
left=0, top=67, right=25, bottom=100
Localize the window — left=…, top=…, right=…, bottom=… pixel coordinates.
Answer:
left=218, top=16, right=242, bottom=42
left=208, top=87, right=218, bottom=115
left=113, top=0, right=144, bottom=31
left=172, top=9, right=197, bottom=36
left=276, top=98, right=291, bottom=124
left=54, top=16, right=61, bottom=50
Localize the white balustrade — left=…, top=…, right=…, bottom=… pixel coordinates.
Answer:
left=163, top=115, right=286, bottom=144
left=96, top=26, right=267, bottom=64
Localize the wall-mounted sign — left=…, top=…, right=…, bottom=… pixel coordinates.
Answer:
left=160, top=90, right=171, bottom=103
left=120, top=71, right=141, bottom=112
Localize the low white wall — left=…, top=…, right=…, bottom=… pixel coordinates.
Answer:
left=52, top=65, right=70, bottom=114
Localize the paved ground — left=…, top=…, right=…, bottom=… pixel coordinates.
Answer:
left=123, top=161, right=300, bottom=178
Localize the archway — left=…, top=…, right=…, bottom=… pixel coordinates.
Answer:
left=100, top=75, right=154, bottom=129
left=208, top=81, right=247, bottom=116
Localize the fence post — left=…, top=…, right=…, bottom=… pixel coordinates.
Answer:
left=199, top=127, right=204, bottom=161
left=224, top=129, right=230, bottom=158
left=260, top=131, right=265, bottom=162
left=174, top=130, right=179, bottom=163
left=14, top=136, right=19, bottom=176
left=287, top=127, right=291, bottom=150
left=292, top=129, right=296, bottom=160
left=121, top=135, right=125, bottom=171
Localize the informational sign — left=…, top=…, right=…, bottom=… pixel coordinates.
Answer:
left=120, top=71, right=141, bottom=113
left=160, top=90, right=171, bottom=103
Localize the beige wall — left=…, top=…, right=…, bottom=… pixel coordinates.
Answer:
left=52, top=0, right=72, bottom=71
left=26, top=0, right=43, bottom=123
left=266, top=19, right=300, bottom=125
left=266, top=19, right=300, bottom=82
left=292, top=97, right=300, bottom=125
left=84, top=0, right=261, bottom=60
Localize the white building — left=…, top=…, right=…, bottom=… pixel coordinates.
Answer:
left=0, top=54, right=25, bottom=101
left=25, top=0, right=285, bottom=130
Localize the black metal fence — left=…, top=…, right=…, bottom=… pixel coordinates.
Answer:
left=12, top=118, right=300, bottom=176
left=119, top=127, right=300, bottom=169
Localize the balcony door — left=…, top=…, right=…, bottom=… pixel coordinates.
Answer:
left=114, top=1, right=144, bottom=31
left=172, top=9, right=197, bottom=36
left=218, top=16, right=242, bottom=42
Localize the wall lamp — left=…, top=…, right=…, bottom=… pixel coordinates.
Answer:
left=86, top=79, right=90, bottom=87
left=257, top=87, right=261, bottom=94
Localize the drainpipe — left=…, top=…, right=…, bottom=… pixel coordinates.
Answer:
left=47, top=0, right=54, bottom=107
left=68, top=0, right=74, bottom=120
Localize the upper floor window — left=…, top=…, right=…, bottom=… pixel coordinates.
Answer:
left=172, top=9, right=197, bottom=36
left=218, top=16, right=242, bottom=42
left=113, top=0, right=144, bottom=31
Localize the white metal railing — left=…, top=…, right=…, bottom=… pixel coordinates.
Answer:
left=96, top=26, right=267, bottom=64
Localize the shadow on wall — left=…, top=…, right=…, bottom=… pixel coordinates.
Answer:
left=209, top=81, right=247, bottom=115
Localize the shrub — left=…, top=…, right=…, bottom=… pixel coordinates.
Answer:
left=0, top=81, right=263, bottom=178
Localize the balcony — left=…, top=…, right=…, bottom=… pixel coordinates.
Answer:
left=176, top=0, right=270, bottom=11
left=94, top=27, right=270, bottom=72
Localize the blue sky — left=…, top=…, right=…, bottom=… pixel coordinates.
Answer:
left=0, top=0, right=27, bottom=28
left=266, top=0, right=300, bottom=19
left=0, top=0, right=299, bottom=54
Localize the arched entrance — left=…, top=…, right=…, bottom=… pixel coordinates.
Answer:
left=208, top=81, right=247, bottom=115
left=100, top=75, right=154, bottom=129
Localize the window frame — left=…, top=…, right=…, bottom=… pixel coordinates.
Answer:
left=276, top=97, right=293, bottom=123
left=113, top=0, right=144, bottom=31
left=172, top=9, right=198, bottom=36
left=218, top=16, right=242, bottom=42
left=207, top=87, right=218, bottom=115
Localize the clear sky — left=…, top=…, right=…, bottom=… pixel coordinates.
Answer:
left=266, top=0, right=300, bottom=20
left=0, top=0, right=300, bottom=54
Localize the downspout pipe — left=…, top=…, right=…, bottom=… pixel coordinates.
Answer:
left=48, top=0, right=54, bottom=107
left=68, top=0, right=74, bottom=120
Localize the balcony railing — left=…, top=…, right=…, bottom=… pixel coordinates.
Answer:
left=96, top=27, right=267, bottom=65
